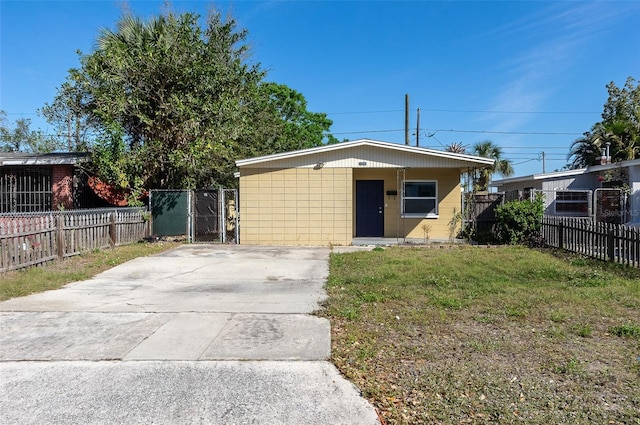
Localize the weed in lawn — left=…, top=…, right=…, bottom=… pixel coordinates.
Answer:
left=330, top=254, right=344, bottom=267
left=468, top=338, right=499, bottom=353
left=435, top=296, right=463, bottom=310
left=356, top=344, right=376, bottom=361
left=568, top=269, right=608, bottom=287
left=421, top=223, right=432, bottom=244
left=609, top=323, right=640, bottom=338
left=341, top=306, right=360, bottom=321
left=505, top=305, right=527, bottom=318
left=573, top=323, right=593, bottom=338
left=421, top=275, right=451, bottom=287
left=619, top=295, right=640, bottom=309
left=550, top=310, right=567, bottom=323
left=545, top=325, right=566, bottom=339
left=356, top=290, right=385, bottom=303
left=570, top=257, right=589, bottom=267
left=552, top=357, right=583, bottom=375
left=475, top=313, right=498, bottom=324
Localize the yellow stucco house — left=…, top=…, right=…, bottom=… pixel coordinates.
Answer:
left=235, top=139, right=494, bottom=246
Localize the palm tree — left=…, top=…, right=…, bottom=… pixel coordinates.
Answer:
left=445, top=141, right=466, bottom=154
left=605, top=120, right=639, bottom=161
left=569, top=120, right=640, bottom=168
left=471, top=140, right=514, bottom=191
left=568, top=130, right=602, bottom=168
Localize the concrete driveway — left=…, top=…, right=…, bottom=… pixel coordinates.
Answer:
left=0, top=245, right=379, bottom=425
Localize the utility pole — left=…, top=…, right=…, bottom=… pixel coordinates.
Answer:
left=405, top=94, right=409, bottom=145
left=541, top=151, right=546, bottom=173
left=416, top=108, right=420, bottom=147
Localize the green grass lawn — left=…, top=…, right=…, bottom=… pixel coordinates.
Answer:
left=0, top=241, right=181, bottom=301
left=322, top=246, right=640, bottom=425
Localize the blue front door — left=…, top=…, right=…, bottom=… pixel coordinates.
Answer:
left=355, top=180, right=384, bottom=237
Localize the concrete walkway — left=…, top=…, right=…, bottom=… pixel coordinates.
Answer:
left=0, top=245, right=379, bottom=425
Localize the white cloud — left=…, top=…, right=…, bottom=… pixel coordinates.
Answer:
left=481, top=1, right=638, bottom=133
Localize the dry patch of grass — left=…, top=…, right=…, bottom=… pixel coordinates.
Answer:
left=321, top=246, right=640, bottom=424
left=0, top=241, right=181, bottom=301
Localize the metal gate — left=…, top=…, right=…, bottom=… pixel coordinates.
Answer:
left=192, top=188, right=238, bottom=243
left=594, top=188, right=626, bottom=224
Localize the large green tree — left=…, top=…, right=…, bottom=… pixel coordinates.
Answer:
left=569, top=77, right=639, bottom=168
left=0, top=110, right=60, bottom=153
left=243, top=82, right=339, bottom=157
left=47, top=10, right=337, bottom=192
left=38, top=70, right=97, bottom=152
left=84, top=11, right=264, bottom=189
left=471, top=140, right=514, bottom=191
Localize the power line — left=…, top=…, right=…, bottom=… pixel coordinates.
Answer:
left=325, top=108, right=598, bottom=115
left=7, top=107, right=599, bottom=116
left=332, top=128, right=583, bottom=136
left=2, top=110, right=586, bottom=141
left=332, top=128, right=405, bottom=135
left=512, top=158, right=541, bottom=166
left=505, top=157, right=566, bottom=160
left=506, top=151, right=566, bottom=156
left=427, top=128, right=583, bottom=136
left=326, top=109, right=404, bottom=115
left=420, top=108, right=598, bottom=115
left=501, top=146, right=568, bottom=150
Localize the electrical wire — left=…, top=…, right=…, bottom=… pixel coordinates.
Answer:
left=326, top=109, right=404, bottom=115
left=332, top=128, right=583, bottom=136
left=427, top=128, right=583, bottom=136
left=512, top=158, right=542, bottom=166
left=419, top=108, right=598, bottom=115
left=332, top=129, right=405, bottom=135
left=9, top=108, right=598, bottom=116
left=325, top=108, right=598, bottom=115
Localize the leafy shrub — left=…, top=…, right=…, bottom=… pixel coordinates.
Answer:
left=494, top=196, right=544, bottom=244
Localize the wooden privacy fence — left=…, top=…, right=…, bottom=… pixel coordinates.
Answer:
left=0, top=208, right=150, bottom=273
left=463, top=192, right=504, bottom=233
left=541, top=216, right=640, bottom=267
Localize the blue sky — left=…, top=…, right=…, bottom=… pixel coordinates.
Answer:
left=1, top=0, right=639, bottom=177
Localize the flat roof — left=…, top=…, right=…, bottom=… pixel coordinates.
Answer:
left=492, top=157, right=640, bottom=187
left=492, top=168, right=586, bottom=186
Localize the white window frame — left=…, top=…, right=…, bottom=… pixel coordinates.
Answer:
left=402, top=180, right=438, bottom=218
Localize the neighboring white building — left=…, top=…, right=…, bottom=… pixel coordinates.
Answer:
left=491, top=158, right=640, bottom=225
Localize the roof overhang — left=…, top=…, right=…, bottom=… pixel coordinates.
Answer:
left=0, top=152, right=89, bottom=166
left=236, top=138, right=494, bottom=169
left=588, top=157, right=640, bottom=173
